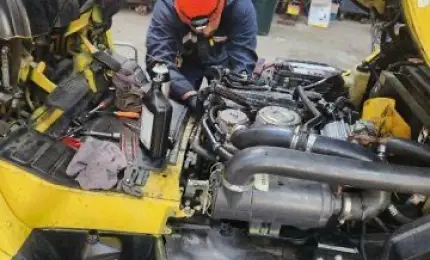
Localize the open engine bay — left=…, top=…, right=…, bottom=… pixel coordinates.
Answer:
left=1, top=0, right=430, bottom=260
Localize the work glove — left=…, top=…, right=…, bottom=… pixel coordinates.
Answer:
left=112, top=59, right=147, bottom=112
left=185, top=95, right=203, bottom=119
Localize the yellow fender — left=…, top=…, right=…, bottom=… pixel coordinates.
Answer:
left=0, top=191, right=31, bottom=257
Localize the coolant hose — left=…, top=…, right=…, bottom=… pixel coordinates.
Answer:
left=230, top=126, right=295, bottom=149
left=199, top=83, right=269, bottom=108
left=385, top=138, right=430, bottom=164
left=191, top=124, right=217, bottom=161
left=208, top=105, right=225, bottom=138
left=202, top=117, right=233, bottom=161
left=297, top=85, right=321, bottom=129
left=387, top=204, right=413, bottom=224
left=230, top=126, right=378, bottom=162
left=223, top=147, right=430, bottom=195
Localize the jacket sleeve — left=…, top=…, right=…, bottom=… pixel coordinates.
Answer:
left=226, top=0, right=258, bottom=75
left=145, top=0, right=195, bottom=101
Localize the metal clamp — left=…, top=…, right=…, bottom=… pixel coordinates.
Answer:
left=222, top=175, right=253, bottom=193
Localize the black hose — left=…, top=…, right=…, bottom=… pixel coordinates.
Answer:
left=311, top=135, right=379, bottom=162
left=297, top=86, right=320, bottom=116
left=223, top=77, right=270, bottom=91
left=199, top=84, right=252, bottom=107
left=201, top=117, right=233, bottom=161
left=230, top=126, right=378, bottom=162
left=199, top=83, right=275, bottom=108
left=296, top=85, right=322, bottom=129
left=208, top=105, right=225, bottom=139
left=385, top=138, right=430, bottom=165
left=223, top=146, right=430, bottom=195
left=302, top=75, right=335, bottom=91
left=230, top=126, right=296, bottom=150
left=217, top=146, right=233, bottom=162
left=223, top=143, right=239, bottom=154
left=387, top=204, right=413, bottom=224
left=190, top=125, right=217, bottom=161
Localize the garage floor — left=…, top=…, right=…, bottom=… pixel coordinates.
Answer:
left=112, top=10, right=371, bottom=70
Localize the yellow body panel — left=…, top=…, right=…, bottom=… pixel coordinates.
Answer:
left=0, top=162, right=182, bottom=233
left=30, top=62, right=56, bottom=93
left=0, top=121, right=191, bottom=255
left=0, top=192, right=31, bottom=257
left=362, top=98, right=411, bottom=138
left=402, top=0, right=430, bottom=65
left=0, top=251, right=10, bottom=260
left=105, top=30, right=114, bottom=49
left=65, top=11, right=93, bottom=37
left=34, top=109, right=64, bottom=133
left=92, top=5, right=104, bottom=24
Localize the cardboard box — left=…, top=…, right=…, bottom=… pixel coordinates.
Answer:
left=308, top=0, right=332, bottom=28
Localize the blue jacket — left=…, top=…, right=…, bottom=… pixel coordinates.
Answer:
left=146, top=0, right=258, bottom=101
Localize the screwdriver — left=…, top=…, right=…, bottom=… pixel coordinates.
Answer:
left=81, top=130, right=121, bottom=141
left=88, top=95, right=115, bottom=115
left=95, top=111, right=140, bottom=119
left=123, top=122, right=140, bottom=133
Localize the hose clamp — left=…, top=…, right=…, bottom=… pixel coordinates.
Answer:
left=222, top=175, right=253, bottom=193
left=339, top=194, right=352, bottom=222
left=290, top=126, right=301, bottom=149
left=306, top=134, right=317, bottom=152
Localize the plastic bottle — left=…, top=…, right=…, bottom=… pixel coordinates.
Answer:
left=349, top=64, right=371, bottom=108
left=140, top=64, right=172, bottom=161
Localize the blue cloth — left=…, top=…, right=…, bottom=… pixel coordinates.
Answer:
left=146, top=0, right=258, bottom=102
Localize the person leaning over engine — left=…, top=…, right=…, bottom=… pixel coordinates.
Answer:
left=145, top=0, right=258, bottom=114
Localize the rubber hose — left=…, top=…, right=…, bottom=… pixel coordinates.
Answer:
left=200, top=84, right=267, bottom=108
left=296, top=85, right=321, bottom=129
left=208, top=105, right=225, bottom=137
left=223, top=146, right=430, bottom=195
left=223, top=143, right=239, bottom=154
left=310, top=134, right=379, bottom=162
left=297, top=85, right=320, bottom=117
left=190, top=125, right=217, bottom=161
left=385, top=138, right=430, bottom=165
left=202, top=117, right=233, bottom=161
left=230, top=126, right=378, bottom=162
left=224, top=77, right=269, bottom=91
left=388, top=204, right=413, bottom=224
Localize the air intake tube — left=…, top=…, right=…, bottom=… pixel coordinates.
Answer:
left=230, top=126, right=378, bottom=162
left=219, top=146, right=430, bottom=223
left=223, top=147, right=430, bottom=195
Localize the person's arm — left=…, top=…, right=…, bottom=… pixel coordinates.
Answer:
left=226, top=0, right=258, bottom=75
left=145, top=0, right=197, bottom=102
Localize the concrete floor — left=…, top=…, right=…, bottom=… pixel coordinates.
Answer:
left=112, top=10, right=372, bottom=70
